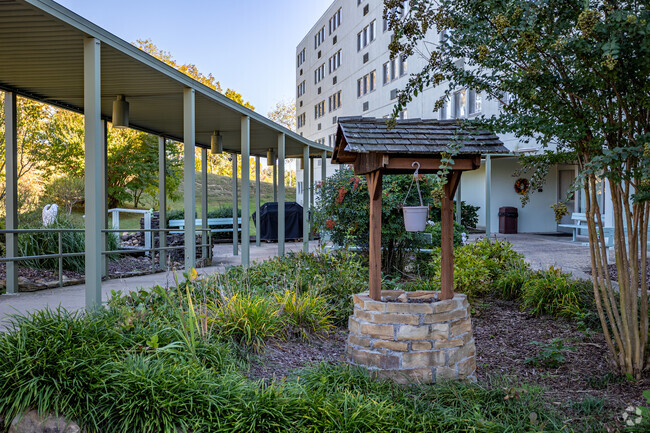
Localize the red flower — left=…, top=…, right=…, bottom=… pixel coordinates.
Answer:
left=326, top=219, right=336, bottom=229
left=336, top=186, right=347, bottom=205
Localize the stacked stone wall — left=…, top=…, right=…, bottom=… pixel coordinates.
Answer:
left=347, top=290, right=476, bottom=384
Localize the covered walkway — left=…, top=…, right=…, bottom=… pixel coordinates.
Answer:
left=0, top=0, right=330, bottom=308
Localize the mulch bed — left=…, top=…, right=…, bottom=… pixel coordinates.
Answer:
left=248, top=299, right=649, bottom=426
left=606, top=258, right=650, bottom=288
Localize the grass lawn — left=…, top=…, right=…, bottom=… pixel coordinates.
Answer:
left=71, top=172, right=297, bottom=235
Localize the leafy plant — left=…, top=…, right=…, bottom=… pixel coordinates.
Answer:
left=492, top=267, right=532, bottom=300
left=521, top=268, right=595, bottom=319
left=525, top=338, right=576, bottom=368
left=275, top=290, right=333, bottom=341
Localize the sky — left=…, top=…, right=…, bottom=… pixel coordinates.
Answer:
left=55, top=0, right=334, bottom=117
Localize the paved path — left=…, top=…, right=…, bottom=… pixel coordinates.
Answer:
left=0, top=241, right=320, bottom=329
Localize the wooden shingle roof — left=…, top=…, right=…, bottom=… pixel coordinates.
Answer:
left=333, top=117, right=508, bottom=162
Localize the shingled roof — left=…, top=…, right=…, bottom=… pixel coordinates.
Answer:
left=333, top=117, right=508, bottom=162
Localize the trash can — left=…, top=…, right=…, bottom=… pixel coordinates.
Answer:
left=498, top=207, right=518, bottom=234
left=252, top=202, right=303, bottom=241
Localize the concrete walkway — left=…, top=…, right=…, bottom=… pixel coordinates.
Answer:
left=0, top=240, right=320, bottom=329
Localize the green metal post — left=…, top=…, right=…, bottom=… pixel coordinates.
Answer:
left=4, top=92, right=17, bottom=294
left=321, top=151, right=327, bottom=184
left=101, top=120, right=108, bottom=278
left=183, top=88, right=196, bottom=269
left=302, top=146, right=310, bottom=253
left=83, top=37, right=102, bottom=309
left=273, top=163, right=278, bottom=202
left=158, top=136, right=167, bottom=269
left=255, top=155, right=261, bottom=247
left=278, top=134, right=286, bottom=256
left=201, top=147, right=208, bottom=261
left=232, top=153, right=238, bottom=256
left=241, top=116, right=250, bottom=267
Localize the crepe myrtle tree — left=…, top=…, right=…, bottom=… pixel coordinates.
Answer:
left=386, top=0, right=650, bottom=377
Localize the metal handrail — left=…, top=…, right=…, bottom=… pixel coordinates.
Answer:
left=0, top=227, right=212, bottom=289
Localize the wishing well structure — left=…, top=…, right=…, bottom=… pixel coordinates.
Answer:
left=331, top=117, right=507, bottom=383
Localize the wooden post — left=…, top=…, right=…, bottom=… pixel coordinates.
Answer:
left=367, top=170, right=383, bottom=301
left=440, top=172, right=461, bottom=300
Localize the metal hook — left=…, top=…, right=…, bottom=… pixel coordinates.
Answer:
left=412, top=161, right=420, bottom=178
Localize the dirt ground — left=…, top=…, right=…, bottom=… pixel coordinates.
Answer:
left=248, top=298, right=649, bottom=428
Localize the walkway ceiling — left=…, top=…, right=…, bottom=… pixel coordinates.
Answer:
left=0, top=0, right=328, bottom=158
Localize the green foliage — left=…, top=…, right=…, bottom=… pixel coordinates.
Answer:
left=17, top=216, right=119, bottom=272
left=521, top=267, right=595, bottom=319
left=313, top=166, right=439, bottom=274
left=274, top=290, right=334, bottom=341
left=212, top=292, right=283, bottom=353
left=430, top=201, right=479, bottom=230
left=492, top=267, right=532, bottom=300
left=43, top=175, right=85, bottom=215
left=425, top=220, right=464, bottom=248
left=525, top=338, right=576, bottom=368
left=426, top=238, right=527, bottom=299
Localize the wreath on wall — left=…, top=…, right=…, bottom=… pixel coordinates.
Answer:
left=514, top=178, right=530, bottom=195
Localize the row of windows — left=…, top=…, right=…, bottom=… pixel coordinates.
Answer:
left=297, top=113, right=306, bottom=128
left=440, top=89, right=482, bottom=120
left=357, top=20, right=376, bottom=51
left=297, top=48, right=305, bottom=68
left=357, top=70, right=377, bottom=97
left=314, top=101, right=325, bottom=119
left=383, top=56, right=407, bottom=85
left=328, top=8, right=341, bottom=35
left=297, top=81, right=306, bottom=98
left=314, top=26, right=325, bottom=49
left=314, top=63, right=325, bottom=84
left=383, top=5, right=405, bottom=33
left=329, top=91, right=342, bottom=112
left=328, top=50, right=341, bottom=73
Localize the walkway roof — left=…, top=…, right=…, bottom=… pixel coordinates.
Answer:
left=0, top=0, right=327, bottom=158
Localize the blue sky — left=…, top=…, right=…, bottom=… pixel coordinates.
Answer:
left=56, top=0, right=334, bottom=116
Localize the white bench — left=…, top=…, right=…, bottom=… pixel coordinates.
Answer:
left=558, top=212, right=595, bottom=242
left=168, top=217, right=242, bottom=235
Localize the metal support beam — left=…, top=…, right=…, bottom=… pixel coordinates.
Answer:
left=101, top=120, right=108, bottom=278
left=4, top=92, right=18, bottom=295
left=255, top=155, right=261, bottom=247
left=183, top=88, right=196, bottom=269
left=83, top=38, right=102, bottom=309
left=201, top=148, right=208, bottom=262
left=273, top=163, right=278, bottom=202
left=241, top=116, right=250, bottom=267
left=302, top=146, right=310, bottom=253
left=278, top=134, right=286, bottom=256
left=321, top=151, right=327, bottom=184
left=485, top=155, right=492, bottom=237
left=158, top=136, right=167, bottom=269
left=310, top=157, right=315, bottom=236
left=232, top=153, right=238, bottom=256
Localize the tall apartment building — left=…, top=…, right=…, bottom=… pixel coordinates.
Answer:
left=295, top=0, right=611, bottom=234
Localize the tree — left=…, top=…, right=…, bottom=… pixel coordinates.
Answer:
left=267, top=99, right=296, bottom=131
left=388, top=0, right=650, bottom=376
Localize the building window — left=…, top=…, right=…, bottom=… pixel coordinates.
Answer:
left=469, top=89, right=482, bottom=114
left=297, top=81, right=306, bottom=98
left=454, top=89, right=467, bottom=118
left=328, top=90, right=342, bottom=112
left=314, top=101, right=325, bottom=119
left=439, top=97, right=451, bottom=120
left=328, top=8, right=342, bottom=35
left=314, top=26, right=325, bottom=49
left=383, top=56, right=407, bottom=85
left=297, top=112, right=306, bottom=128
left=314, top=63, right=325, bottom=84
left=328, top=133, right=337, bottom=147
left=357, top=70, right=376, bottom=97
left=297, top=48, right=306, bottom=68
left=328, top=50, right=341, bottom=73
left=356, top=20, right=376, bottom=51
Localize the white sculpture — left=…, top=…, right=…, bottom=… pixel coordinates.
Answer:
left=42, top=203, right=58, bottom=227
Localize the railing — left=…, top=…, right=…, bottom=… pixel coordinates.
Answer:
left=0, top=227, right=212, bottom=290
left=107, top=208, right=152, bottom=251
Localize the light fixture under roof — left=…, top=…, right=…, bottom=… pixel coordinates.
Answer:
left=210, top=131, right=223, bottom=154
left=266, top=148, right=275, bottom=166
left=112, top=94, right=129, bottom=128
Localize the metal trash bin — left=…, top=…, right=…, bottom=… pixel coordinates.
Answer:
left=498, top=206, right=518, bottom=234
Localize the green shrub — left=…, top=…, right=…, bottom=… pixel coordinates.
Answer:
left=521, top=267, right=595, bottom=318
left=275, top=290, right=333, bottom=341
left=425, top=221, right=464, bottom=248
left=430, top=200, right=480, bottom=229
left=17, top=216, right=119, bottom=272
left=493, top=267, right=532, bottom=300
left=211, top=292, right=283, bottom=352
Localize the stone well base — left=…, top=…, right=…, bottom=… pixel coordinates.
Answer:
left=346, top=290, right=476, bottom=384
